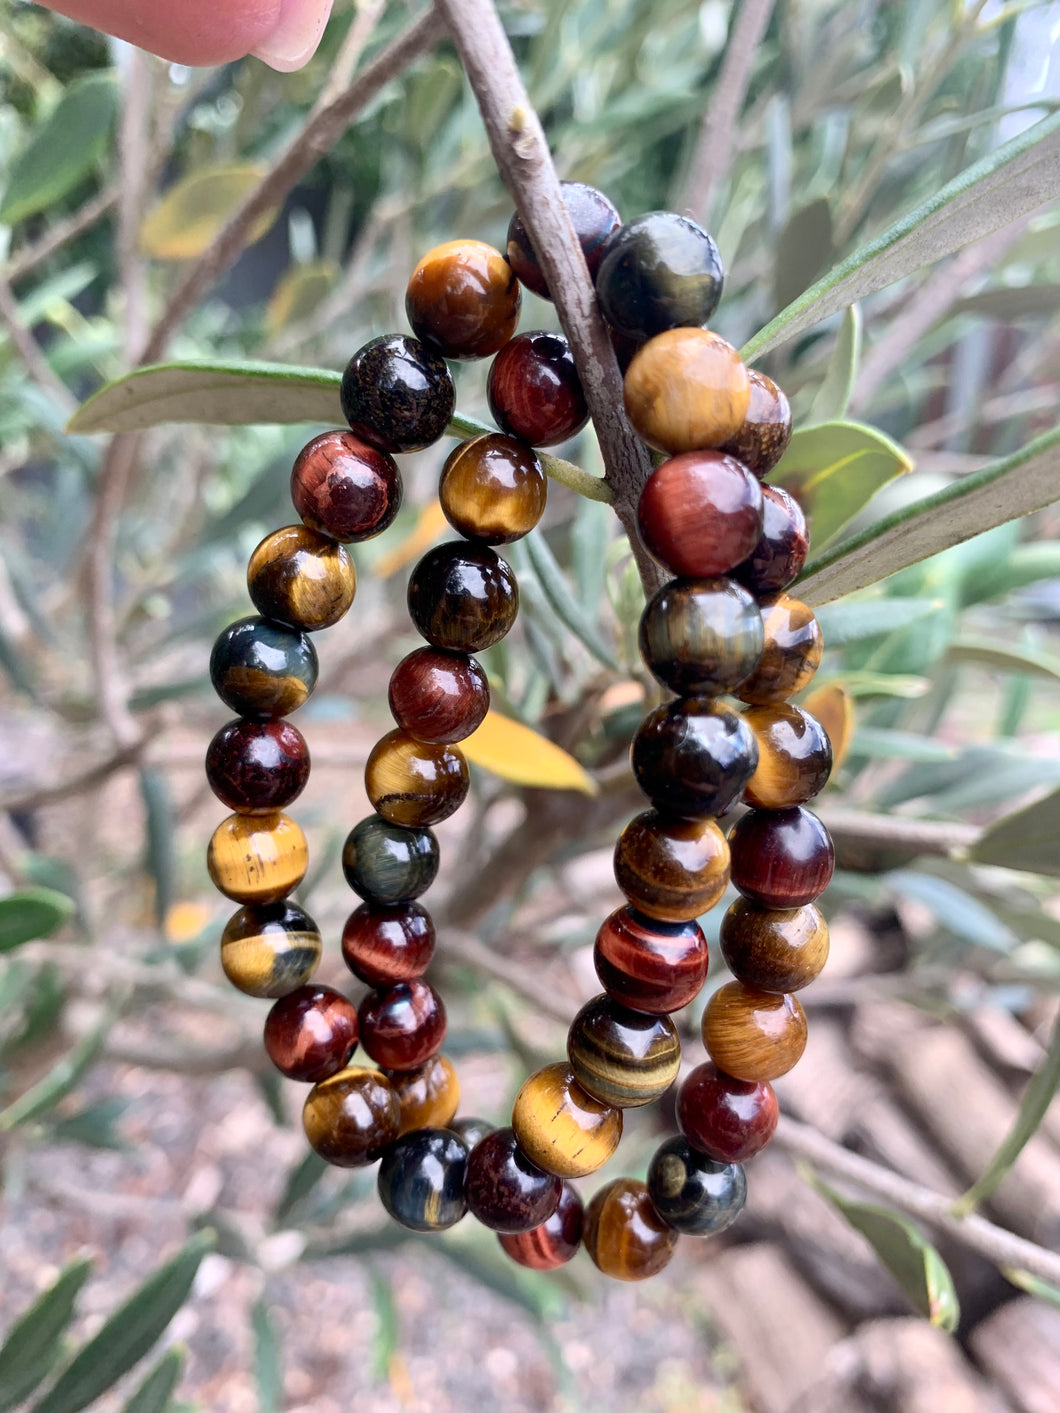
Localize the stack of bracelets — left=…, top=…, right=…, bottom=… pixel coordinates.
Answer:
left=203, top=183, right=835, bottom=1282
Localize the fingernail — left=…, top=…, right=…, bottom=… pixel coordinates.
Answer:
left=253, top=0, right=334, bottom=72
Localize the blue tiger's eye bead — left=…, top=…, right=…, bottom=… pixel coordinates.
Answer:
left=210, top=615, right=318, bottom=720
left=378, top=1127, right=470, bottom=1232
left=341, top=815, right=440, bottom=905
left=647, top=1135, right=746, bottom=1236
left=595, top=211, right=724, bottom=342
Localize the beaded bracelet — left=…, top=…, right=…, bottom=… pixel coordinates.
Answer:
left=202, top=182, right=835, bottom=1284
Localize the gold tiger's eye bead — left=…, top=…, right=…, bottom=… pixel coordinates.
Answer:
left=702, top=981, right=807, bottom=1082
left=742, top=703, right=832, bottom=809
left=302, top=1066, right=400, bottom=1167
left=512, top=1062, right=623, bottom=1178
left=439, top=434, right=547, bottom=545
left=736, top=595, right=823, bottom=705
left=207, top=812, right=308, bottom=904
left=623, top=328, right=750, bottom=454
left=613, top=810, right=730, bottom=923
left=365, top=729, right=470, bottom=828
left=247, top=524, right=356, bottom=632
left=719, top=898, right=829, bottom=993
left=386, top=1053, right=461, bottom=1136
left=220, top=900, right=322, bottom=998
left=583, top=1178, right=678, bottom=1281
left=406, top=240, right=521, bottom=360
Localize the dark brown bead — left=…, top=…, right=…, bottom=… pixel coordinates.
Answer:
left=613, top=810, right=730, bottom=922
left=388, top=647, right=490, bottom=745
left=358, top=979, right=447, bottom=1072
left=487, top=332, right=589, bottom=447
left=729, top=806, right=834, bottom=908
left=702, top=981, right=807, bottom=1082
left=291, top=430, right=402, bottom=543
left=732, top=485, right=808, bottom=595
left=637, top=451, right=763, bottom=578
left=631, top=698, right=758, bottom=820
left=340, top=334, right=455, bottom=454
left=593, top=906, right=709, bottom=1014
left=408, top=542, right=518, bottom=652
left=439, top=434, right=547, bottom=545
left=720, top=898, right=829, bottom=993
left=639, top=577, right=764, bottom=696
left=507, top=182, right=620, bottom=299
left=341, top=902, right=435, bottom=986
left=406, top=240, right=521, bottom=360
left=567, top=994, right=681, bottom=1108
left=499, top=1181, right=584, bottom=1269
left=263, top=984, right=359, bottom=1082
left=247, top=524, right=356, bottom=631
left=677, top=1061, right=778, bottom=1163
left=583, top=1178, right=677, bottom=1281
left=719, top=369, right=792, bottom=476
left=302, top=1066, right=400, bottom=1167
left=624, top=328, right=749, bottom=455
left=205, top=718, right=310, bottom=816
left=466, top=1126, right=562, bottom=1234
left=742, top=703, right=832, bottom=810
left=386, top=1053, right=461, bottom=1135
left=365, top=728, right=469, bottom=828
left=735, top=595, right=823, bottom=705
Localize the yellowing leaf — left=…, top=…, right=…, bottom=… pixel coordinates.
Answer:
left=164, top=901, right=212, bottom=943
left=140, top=165, right=276, bottom=260
left=373, top=501, right=448, bottom=578
left=462, top=712, right=598, bottom=795
left=803, top=683, right=855, bottom=770
left=265, top=260, right=338, bottom=337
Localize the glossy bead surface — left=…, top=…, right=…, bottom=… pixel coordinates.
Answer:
left=593, top=906, right=709, bottom=1014
left=291, top=430, right=401, bottom=543
left=210, top=616, right=318, bottom=720
left=408, top=542, right=518, bottom=652
left=719, top=368, right=792, bottom=476
left=365, top=729, right=469, bottom=828
left=406, top=240, right=521, bottom=360
left=638, top=452, right=763, bottom=578
left=340, top=334, right=455, bottom=453
left=624, top=329, right=750, bottom=454
left=388, top=647, right=490, bottom=745
left=613, top=810, right=730, bottom=922
left=207, top=811, right=307, bottom=904
left=639, top=577, right=764, bottom=696
left=263, top=984, right=359, bottom=1082
left=450, top=1116, right=494, bottom=1149
left=378, top=1128, right=469, bottom=1232
left=729, top=806, right=835, bottom=908
left=567, top=994, right=680, bottom=1108
left=341, top=902, right=435, bottom=985
left=733, top=484, right=808, bottom=596
left=439, top=434, right=547, bottom=545
left=702, top=981, right=807, bottom=1082
left=631, top=698, right=758, bottom=820
left=358, top=979, right=447, bottom=1071
left=499, top=1181, right=584, bottom=1269
left=466, top=1126, right=562, bottom=1234
left=647, top=1136, right=746, bottom=1237
left=247, top=525, right=356, bottom=631
left=205, top=718, right=310, bottom=816
left=302, top=1066, right=400, bottom=1167
left=743, top=703, right=832, bottom=810
left=487, top=332, right=589, bottom=447
left=678, top=1061, right=778, bottom=1162
left=511, top=1062, right=623, bottom=1178
left=341, top=815, right=439, bottom=905
left=735, top=595, right=823, bottom=705
left=583, top=1177, right=677, bottom=1281
left=220, top=900, right=321, bottom=998
left=507, top=182, right=620, bottom=298
left=720, top=898, right=829, bottom=993
left=387, top=1054, right=461, bottom=1135
left=595, top=211, right=724, bottom=341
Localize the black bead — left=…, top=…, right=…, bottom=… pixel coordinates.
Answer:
left=340, top=334, right=456, bottom=454
left=342, top=815, right=440, bottom=904
left=646, top=1135, right=746, bottom=1236
left=408, top=541, right=519, bottom=652
left=595, top=211, right=724, bottom=342
left=209, top=615, right=318, bottom=720
left=377, top=1127, right=470, bottom=1232
left=631, top=698, right=758, bottom=819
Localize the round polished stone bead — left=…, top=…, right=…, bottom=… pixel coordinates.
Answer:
left=388, top=647, right=490, bottom=745
left=439, top=434, right=547, bottom=545
left=378, top=1127, right=469, bottom=1232
left=263, top=984, right=359, bottom=1082
left=567, top=994, right=680, bottom=1108
left=499, top=1181, right=584, bottom=1269
left=210, top=616, right=318, bottom=720
left=719, top=368, right=792, bottom=476
left=638, top=452, right=764, bottom=579
left=358, top=979, right=447, bottom=1072
left=511, top=1062, right=623, bottom=1178
left=487, top=332, right=589, bottom=447
left=729, top=806, right=835, bottom=908
left=386, top=1053, right=461, bottom=1135
left=595, top=211, right=724, bottom=341
left=624, top=329, right=750, bottom=455
left=341, top=815, right=439, bottom=905
left=507, top=182, right=620, bottom=298
left=220, top=900, right=321, bottom=998
left=302, top=1066, right=400, bottom=1167
left=613, top=810, right=730, bottom=922
left=341, top=902, right=435, bottom=985
left=408, top=542, right=518, bottom=652
left=207, top=812, right=307, bottom=905
left=678, top=1061, right=778, bottom=1162
left=593, top=906, right=709, bottom=1014
left=631, top=698, right=758, bottom=820
left=365, top=729, right=469, bottom=828
left=736, top=595, right=823, bottom=705
left=639, top=577, right=764, bottom=696
left=583, top=1177, right=678, bottom=1281
left=743, top=703, right=832, bottom=810
left=702, top=981, right=807, bottom=1082
left=733, top=484, right=808, bottom=596
left=449, top=1116, right=494, bottom=1149
left=406, top=240, right=521, bottom=360
left=247, top=525, right=356, bottom=632
left=720, top=898, right=829, bottom=993
left=647, top=1135, right=747, bottom=1237
left=466, top=1126, right=562, bottom=1234
left=290, top=430, right=402, bottom=543
left=205, top=718, right=310, bottom=816
left=340, top=334, right=455, bottom=454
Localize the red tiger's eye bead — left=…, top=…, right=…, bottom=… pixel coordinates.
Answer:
left=206, top=718, right=310, bottom=816
left=358, top=979, right=447, bottom=1072
left=593, top=906, right=709, bottom=1014
left=388, top=647, right=490, bottom=745
left=291, top=430, right=402, bottom=543
left=498, top=1180, right=584, bottom=1269
left=487, top=332, right=589, bottom=447
left=729, top=806, right=834, bottom=908
left=406, top=240, right=521, bottom=360
left=637, top=451, right=763, bottom=578
left=677, top=1061, right=778, bottom=1163
left=341, top=902, right=436, bottom=986
left=264, top=984, right=359, bottom=1082
left=466, top=1126, right=562, bottom=1233
left=719, top=368, right=792, bottom=476
left=733, top=484, right=808, bottom=595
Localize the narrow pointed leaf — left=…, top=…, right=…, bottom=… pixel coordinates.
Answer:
left=0, top=999, right=120, bottom=1131
left=140, top=165, right=275, bottom=259
left=462, top=712, right=597, bottom=795
left=251, top=1301, right=283, bottom=1413
left=1003, top=1268, right=1060, bottom=1309
left=366, top=1270, right=398, bottom=1384
left=274, top=1150, right=329, bottom=1224
left=265, top=260, right=338, bottom=336
left=139, top=769, right=175, bottom=930
left=0, top=1259, right=92, bottom=1412
left=814, top=596, right=940, bottom=647
left=947, top=638, right=1060, bottom=684
left=968, top=786, right=1060, bottom=877
left=524, top=531, right=619, bottom=670
left=845, top=726, right=957, bottom=763
left=808, top=304, right=863, bottom=423
left=120, top=1348, right=184, bottom=1413
left=886, top=870, right=1017, bottom=951
left=0, top=887, right=74, bottom=951
left=0, top=74, right=117, bottom=225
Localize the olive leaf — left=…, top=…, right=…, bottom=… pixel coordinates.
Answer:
left=0, top=886, right=74, bottom=952
left=967, top=785, right=1060, bottom=877
left=140, top=165, right=276, bottom=260
left=0, top=1259, right=92, bottom=1411
left=120, top=1349, right=185, bottom=1413
left=807, top=304, right=863, bottom=424
left=462, top=711, right=598, bottom=795
left=0, top=73, right=117, bottom=225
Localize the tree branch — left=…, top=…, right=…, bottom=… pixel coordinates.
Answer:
left=0, top=272, right=75, bottom=413
left=6, top=184, right=120, bottom=285
left=819, top=808, right=981, bottom=858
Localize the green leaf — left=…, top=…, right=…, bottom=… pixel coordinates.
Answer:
left=0, top=1259, right=92, bottom=1412
left=139, top=165, right=275, bottom=260
left=845, top=727, right=957, bottom=763
left=50, top=1097, right=128, bottom=1151
left=968, top=786, right=1060, bottom=877
left=121, top=1348, right=184, bottom=1413
left=0, top=74, right=118, bottom=225
left=743, top=110, right=1060, bottom=360
left=946, top=638, right=1060, bottom=684
left=274, top=1150, right=329, bottom=1224
left=31, top=1231, right=214, bottom=1413
left=798, top=425, right=1060, bottom=605
left=1003, top=1268, right=1060, bottom=1309
left=0, top=998, right=120, bottom=1131
left=265, top=260, right=338, bottom=336
left=950, top=284, right=1060, bottom=321
left=814, top=596, right=940, bottom=647
left=0, top=887, right=74, bottom=952
left=960, top=542, right=1060, bottom=605
left=522, top=532, right=619, bottom=671
left=808, top=304, right=863, bottom=424
left=366, top=1269, right=398, bottom=1384
left=769, top=420, right=913, bottom=549
left=139, top=769, right=175, bottom=931
left=251, top=1301, right=283, bottom=1413
left=885, top=869, right=1017, bottom=952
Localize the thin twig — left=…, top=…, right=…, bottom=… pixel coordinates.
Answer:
left=0, top=272, right=75, bottom=413
left=320, top=0, right=388, bottom=104
left=118, top=49, right=152, bottom=362
left=819, top=808, right=981, bottom=858
left=6, top=184, right=120, bottom=285
left=0, top=741, right=145, bottom=814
